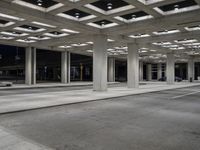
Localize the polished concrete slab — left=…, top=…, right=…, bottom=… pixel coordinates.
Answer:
left=0, top=82, right=199, bottom=114
left=0, top=86, right=200, bottom=150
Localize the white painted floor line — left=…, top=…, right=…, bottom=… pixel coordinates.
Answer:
left=171, top=91, right=200, bottom=99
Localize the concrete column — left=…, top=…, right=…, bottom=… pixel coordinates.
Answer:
left=25, top=47, right=32, bottom=85
left=31, top=47, right=36, bottom=85
left=166, top=53, right=175, bottom=84
left=93, top=34, right=107, bottom=91
left=139, top=61, right=143, bottom=81
left=188, top=57, right=194, bottom=82
left=67, top=52, right=71, bottom=83
left=61, top=51, right=70, bottom=84
left=108, top=57, right=115, bottom=82
left=157, top=63, right=162, bottom=80
left=127, top=43, right=139, bottom=88
left=147, top=64, right=152, bottom=81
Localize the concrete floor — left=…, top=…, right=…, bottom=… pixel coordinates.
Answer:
left=0, top=86, right=200, bottom=150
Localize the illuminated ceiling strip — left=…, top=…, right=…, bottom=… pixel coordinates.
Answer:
left=87, top=22, right=118, bottom=29
left=43, top=33, right=69, bottom=38
left=154, top=5, right=200, bottom=16
left=0, top=22, right=15, bottom=27
left=31, top=21, right=57, bottom=28
left=0, top=13, right=25, bottom=21
left=14, top=27, right=46, bottom=33
left=85, top=4, right=135, bottom=15
left=115, top=15, right=153, bottom=23
left=57, top=13, right=96, bottom=21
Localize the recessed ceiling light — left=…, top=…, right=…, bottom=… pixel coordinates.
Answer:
left=107, top=3, right=113, bottom=10
left=75, top=12, right=80, bottom=18
left=37, top=0, right=43, bottom=6
left=174, top=5, right=179, bottom=10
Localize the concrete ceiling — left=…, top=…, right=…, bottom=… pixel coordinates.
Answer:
left=0, top=0, right=200, bottom=62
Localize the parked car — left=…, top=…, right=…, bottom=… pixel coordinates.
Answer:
left=175, top=77, right=182, bottom=82
left=0, top=82, right=13, bottom=87
left=158, top=77, right=166, bottom=81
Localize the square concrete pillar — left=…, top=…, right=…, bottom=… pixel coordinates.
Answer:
left=31, top=47, right=36, bottom=85
left=108, top=57, right=115, bottom=82
left=139, top=61, right=143, bottom=81
left=167, top=53, right=175, bottom=84
left=25, top=47, right=36, bottom=85
left=127, top=43, right=139, bottom=88
left=93, top=34, right=108, bottom=91
left=61, top=51, right=70, bottom=84
left=188, top=57, right=194, bottom=82
left=157, top=63, right=162, bottom=80
left=147, top=64, right=152, bottom=81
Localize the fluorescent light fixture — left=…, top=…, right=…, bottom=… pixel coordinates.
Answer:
left=14, top=27, right=46, bottom=33
left=137, top=0, right=164, bottom=5
left=115, top=15, right=153, bottom=23
left=61, top=28, right=79, bottom=34
left=86, top=50, right=93, bottom=53
left=32, top=21, right=57, bottom=28
left=150, top=49, right=157, bottom=52
left=59, top=45, right=72, bottom=49
left=86, top=41, right=93, bottom=44
left=152, top=42, right=171, bottom=45
left=170, top=47, right=185, bottom=50
left=129, top=34, right=150, bottom=38
left=16, top=39, right=36, bottom=43
left=107, top=48, right=114, bottom=51
left=0, top=21, right=15, bottom=27
left=43, top=33, right=69, bottom=38
left=0, top=36, right=14, bottom=40
left=140, top=50, right=148, bottom=53
left=87, top=22, right=118, bottom=29
left=28, top=36, right=51, bottom=40
left=154, top=5, right=200, bottom=16
left=107, top=39, right=115, bottom=42
left=185, top=26, right=200, bottom=31
left=57, top=13, right=96, bottom=21
left=153, top=29, right=180, bottom=35
left=162, top=45, right=179, bottom=48
left=0, top=13, right=25, bottom=21
left=174, top=39, right=198, bottom=44
left=0, top=31, right=28, bottom=37
left=183, top=43, right=200, bottom=46
left=71, top=43, right=88, bottom=47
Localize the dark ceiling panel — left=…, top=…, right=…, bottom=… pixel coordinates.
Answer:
left=94, top=19, right=113, bottom=25
left=0, top=19, right=9, bottom=24
left=120, top=11, right=149, bottom=20
left=91, top=0, right=129, bottom=11
left=21, top=0, right=58, bottom=8
left=63, top=9, right=91, bottom=18
left=20, top=25, right=40, bottom=30
left=159, top=0, right=197, bottom=12
left=49, top=31, right=62, bottom=35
